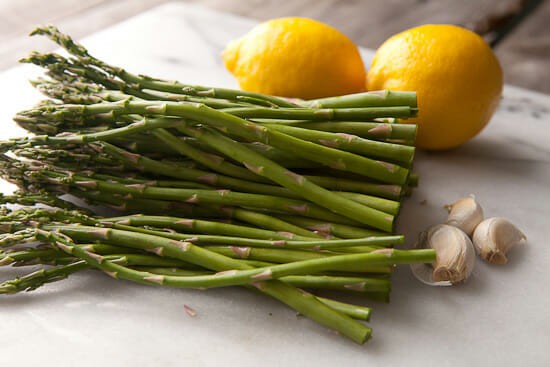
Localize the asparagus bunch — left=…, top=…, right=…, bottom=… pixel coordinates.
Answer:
left=0, top=26, right=428, bottom=344
left=0, top=205, right=434, bottom=344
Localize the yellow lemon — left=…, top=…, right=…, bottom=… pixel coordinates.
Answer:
left=223, top=17, right=366, bottom=100
left=367, top=24, right=503, bottom=150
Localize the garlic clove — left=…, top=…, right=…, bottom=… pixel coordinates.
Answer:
left=472, top=217, right=526, bottom=265
left=410, top=261, right=452, bottom=287
left=445, top=195, right=484, bottom=237
left=411, top=224, right=476, bottom=285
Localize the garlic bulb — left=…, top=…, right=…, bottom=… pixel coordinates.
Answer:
left=472, top=217, right=526, bottom=265
left=445, top=195, right=484, bottom=237
left=411, top=224, right=476, bottom=285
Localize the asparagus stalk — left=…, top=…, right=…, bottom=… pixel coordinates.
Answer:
left=211, top=207, right=323, bottom=237
left=41, top=227, right=434, bottom=281
left=110, top=226, right=397, bottom=252
left=334, top=192, right=400, bottom=216
left=2, top=155, right=380, bottom=228
left=24, top=66, right=416, bottom=121
left=0, top=243, right=138, bottom=265
left=38, top=228, right=374, bottom=343
left=0, top=262, right=86, bottom=293
left=0, top=190, right=86, bottom=212
left=1, top=249, right=389, bottom=297
left=71, top=187, right=330, bottom=236
left=67, top=175, right=376, bottom=226
left=202, top=245, right=392, bottom=274
left=222, top=105, right=416, bottom=120
left=100, top=215, right=402, bottom=248
left=137, top=266, right=389, bottom=293
left=150, top=127, right=271, bottom=183
left=304, top=90, right=417, bottom=109
left=1, top=142, right=342, bottom=219
left=175, top=123, right=397, bottom=226
left=47, top=226, right=434, bottom=274
left=72, top=180, right=388, bottom=235
left=302, top=176, right=403, bottom=200
left=102, top=217, right=398, bottom=251
left=314, top=297, right=372, bottom=321
left=10, top=130, right=403, bottom=204
left=32, top=75, right=251, bottom=109
left=273, top=216, right=386, bottom=239
left=267, top=121, right=417, bottom=144
left=0, top=256, right=375, bottom=321
left=28, top=26, right=299, bottom=107
left=0, top=207, right=394, bottom=254
left=117, top=136, right=320, bottom=169
left=17, top=101, right=410, bottom=185
left=261, top=123, right=415, bottom=166
left=103, top=215, right=316, bottom=241
left=10, top=115, right=408, bottom=201
left=10, top=88, right=416, bottom=221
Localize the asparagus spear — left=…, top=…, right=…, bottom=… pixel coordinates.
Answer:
left=261, top=123, right=415, bottom=166
left=100, top=214, right=402, bottom=249
left=17, top=101, right=411, bottom=183
left=268, top=120, right=417, bottom=144
left=0, top=245, right=390, bottom=295
left=33, top=226, right=431, bottom=287
left=28, top=26, right=299, bottom=107
left=0, top=252, right=376, bottom=321
left=39, top=228, right=376, bottom=343
left=304, top=90, right=417, bottom=109
left=277, top=216, right=386, bottom=239
left=71, top=187, right=335, bottom=236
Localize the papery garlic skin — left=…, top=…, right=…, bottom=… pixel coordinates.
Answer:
left=446, top=195, right=484, bottom=237
left=472, top=217, right=526, bottom=265
left=412, top=224, right=476, bottom=285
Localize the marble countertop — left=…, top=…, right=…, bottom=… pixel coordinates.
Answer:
left=0, top=3, right=548, bottom=366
